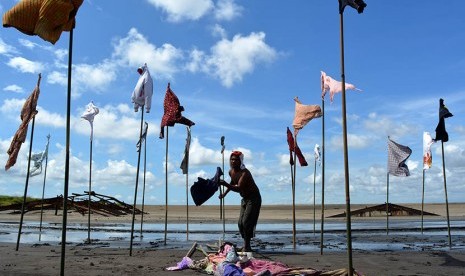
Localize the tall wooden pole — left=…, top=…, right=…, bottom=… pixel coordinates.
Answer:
left=339, top=12, right=353, bottom=275
left=292, top=133, right=297, bottom=249
left=86, top=131, right=93, bottom=243
left=320, top=98, right=325, bottom=255
left=312, top=159, right=316, bottom=236
left=421, top=169, right=425, bottom=234
left=221, top=136, right=226, bottom=238
left=129, top=106, right=144, bottom=256
left=441, top=141, right=452, bottom=248
left=140, top=125, right=147, bottom=237
left=60, top=27, right=74, bottom=276
left=16, top=116, right=36, bottom=251
left=39, top=134, right=50, bottom=241
left=164, top=127, right=169, bottom=245
left=386, top=173, right=389, bottom=235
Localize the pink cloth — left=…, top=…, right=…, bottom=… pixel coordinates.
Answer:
left=321, top=71, right=361, bottom=103
left=292, top=97, right=322, bottom=136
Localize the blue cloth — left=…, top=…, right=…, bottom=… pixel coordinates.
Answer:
left=190, top=167, right=223, bottom=206
left=223, top=264, right=245, bottom=276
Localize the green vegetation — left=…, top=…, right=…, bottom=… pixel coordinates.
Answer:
left=0, top=195, right=37, bottom=206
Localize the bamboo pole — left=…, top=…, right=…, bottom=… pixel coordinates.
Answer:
left=320, top=98, right=325, bottom=255
left=221, top=136, right=226, bottom=238
left=339, top=12, right=353, bottom=275
left=386, top=173, right=389, bottom=235
left=441, top=141, right=452, bottom=248
left=421, top=169, right=425, bottom=234
left=60, top=27, right=74, bottom=276
left=292, top=132, right=297, bottom=249
left=164, top=127, right=169, bottom=245
left=140, top=123, right=148, bottom=237
left=312, top=158, right=316, bottom=236
left=16, top=116, right=36, bottom=251
left=86, top=130, right=93, bottom=243
left=39, top=134, right=50, bottom=241
left=129, top=106, right=144, bottom=256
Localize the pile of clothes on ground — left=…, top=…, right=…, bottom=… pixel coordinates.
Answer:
left=166, top=241, right=362, bottom=276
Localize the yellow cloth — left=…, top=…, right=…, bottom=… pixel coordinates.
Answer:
left=2, top=0, right=83, bottom=44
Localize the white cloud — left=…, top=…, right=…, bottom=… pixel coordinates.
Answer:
left=3, top=84, right=23, bottom=93
left=0, top=38, right=16, bottom=55
left=7, top=57, right=45, bottom=74
left=18, top=38, right=36, bottom=49
left=188, top=32, right=277, bottom=87
left=214, top=0, right=243, bottom=21
left=47, top=71, right=67, bottom=86
left=112, top=28, right=183, bottom=79
left=147, top=0, right=214, bottom=22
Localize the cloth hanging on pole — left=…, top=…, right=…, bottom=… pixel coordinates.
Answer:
left=159, top=83, right=195, bottom=139
left=286, top=127, right=307, bottom=166
left=321, top=71, right=361, bottom=103
left=180, top=127, right=191, bottom=174
left=434, top=98, right=453, bottom=142
left=292, top=97, right=322, bottom=136
left=5, top=74, right=42, bottom=171
left=190, top=167, right=223, bottom=206
left=387, top=137, right=412, bottom=177
left=2, top=0, right=84, bottom=44
left=131, top=64, right=153, bottom=113
left=136, top=122, right=148, bottom=152
left=423, top=132, right=434, bottom=170
left=81, top=101, right=99, bottom=141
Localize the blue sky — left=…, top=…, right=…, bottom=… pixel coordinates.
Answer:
left=1, top=0, right=464, bottom=207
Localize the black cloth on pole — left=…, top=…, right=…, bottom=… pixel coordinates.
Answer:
left=190, top=167, right=223, bottom=206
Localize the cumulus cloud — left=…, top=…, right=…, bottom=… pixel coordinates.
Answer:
left=0, top=38, right=17, bottom=55
left=147, top=0, right=214, bottom=22
left=112, top=28, right=183, bottom=79
left=187, top=32, right=277, bottom=87
left=3, top=85, right=23, bottom=93
left=214, top=0, right=243, bottom=21
left=7, top=57, right=45, bottom=73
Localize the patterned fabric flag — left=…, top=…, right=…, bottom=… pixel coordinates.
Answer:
left=338, top=0, right=367, bottom=14
left=159, top=83, right=195, bottom=139
left=2, top=0, right=84, bottom=44
left=81, top=101, right=99, bottom=141
left=292, top=97, right=322, bottom=136
left=5, top=74, right=41, bottom=171
left=321, top=71, right=361, bottom=103
left=136, top=122, right=148, bottom=152
left=423, top=132, right=434, bottom=170
left=314, top=144, right=321, bottom=166
left=387, top=137, right=412, bottom=177
left=131, top=64, right=153, bottom=113
left=30, top=137, right=49, bottom=177
left=180, top=126, right=192, bottom=174
left=434, top=98, right=453, bottom=142
left=286, top=127, right=308, bottom=167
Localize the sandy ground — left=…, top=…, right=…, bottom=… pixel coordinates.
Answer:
left=1, top=203, right=465, bottom=275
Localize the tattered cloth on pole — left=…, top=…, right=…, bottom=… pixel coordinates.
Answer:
left=434, top=98, right=453, bottom=143
left=292, top=97, right=322, bottom=136
left=190, top=167, right=223, bottom=206
left=180, top=126, right=192, bottom=174
left=30, top=138, right=49, bottom=177
left=423, top=132, right=434, bottom=170
left=5, top=74, right=42, bottom=171
left=2, top=0, right=84, bottom=44
left=131, top=64, right=153, bottom=113
left=81, top=101, right=99, bottom=141
left=338, top=0, right=367, bottom=14
left=387, top=137, right=412, bottom=177
left=136, top=122, right=148, bottom=152
left=314, top=144, right=321, bottom=166
left=159, top=83, right=195, bottom=139
left=286, top=127, right=307, bottom=167
left=321, top=71, right=361, bottom=103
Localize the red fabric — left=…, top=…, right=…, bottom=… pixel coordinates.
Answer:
left=286, top=127, right=307, bottom=167
left=159, top=83, right=194, bottom=138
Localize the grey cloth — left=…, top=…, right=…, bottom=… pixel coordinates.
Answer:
left=239, top=193, right=261, bottom=241
left=387, top=138, right=412, bottom=177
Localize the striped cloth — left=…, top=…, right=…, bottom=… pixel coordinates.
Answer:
left=2, top=0, right=84, bottom=44
left=387, top=137, right=412, bottom=177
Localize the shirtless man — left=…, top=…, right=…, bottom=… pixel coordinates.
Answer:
left=219, top=151, right=261, bottom=252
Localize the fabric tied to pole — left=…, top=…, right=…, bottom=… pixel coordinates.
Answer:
left=190, top=167, right=223, bottom=206
left=2, top=0, right=84, bottom=44
left=387, top=137, right=412, bottom=177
